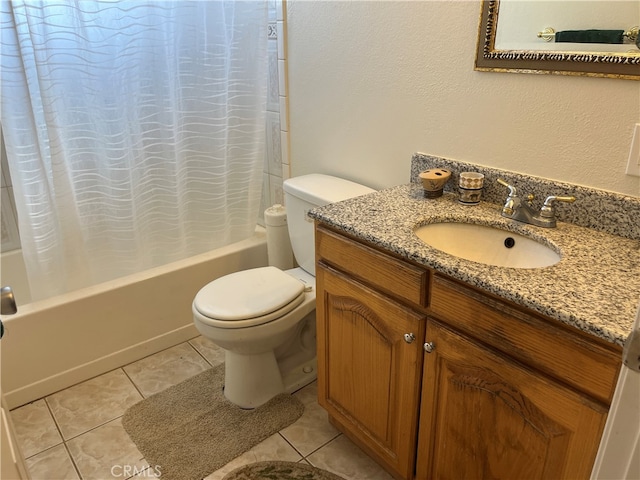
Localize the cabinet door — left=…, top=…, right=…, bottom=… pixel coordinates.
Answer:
left=416, top=320, right=609, bottom=480
left=317, top=265, right=426, bottom=479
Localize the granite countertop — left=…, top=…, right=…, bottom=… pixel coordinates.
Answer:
left=309, top=183, right=640, bottom=347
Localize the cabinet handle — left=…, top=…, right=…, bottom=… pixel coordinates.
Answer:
left=423, top=342, right=435, bottom=353
left=404, top=333, right=416, bottom=344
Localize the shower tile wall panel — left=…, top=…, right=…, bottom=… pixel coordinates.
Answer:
left=266, top=113, right=283, bottom=177
left=267, top=37, right=280, bottom=112
left=268, top=0, right=278, bottom=22
left=1, top=189, right=21, bottom=252
left=261, top=0, right=289, bottom=223
left=277, top=1, right=290, bottom=182
left=1, top=133, right=21, bottom=252
left=0, top=136, right=6, bottom=188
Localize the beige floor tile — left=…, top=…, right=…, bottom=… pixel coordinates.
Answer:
left=66, top=418, right=147, bottom=480
left=46, top=369, right=142, bottom=440
left=203, top=433, right=302, bottom=480
left=307, top=435, right=394, bottom=480
left=279, top=383, right=340, bottom=456
left=25, top=444, right=80, bottom=480
left=11, top=338, right=397, bottom=480
left=123, top=342, right=211, bottom=397
left=10, top=399, right=63, bottom=458
left=189, top=335, right=225, bottom=366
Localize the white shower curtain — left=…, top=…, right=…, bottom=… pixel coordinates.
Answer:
left=1, top=0, right=268, bottom=301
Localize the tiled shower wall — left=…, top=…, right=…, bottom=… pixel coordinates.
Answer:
left=0, top=0, right=290, bottom=252
left=1, top=131, right=21, bottom=252
left=261, top=0, right=290, bottom=219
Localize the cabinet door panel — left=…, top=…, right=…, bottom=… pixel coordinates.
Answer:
left=326, top=294, right=396, bottom=440
left=416, top=320, right=608, bottom=480
left=317, top=265, right=426, bottom=479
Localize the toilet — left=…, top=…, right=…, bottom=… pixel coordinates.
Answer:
left=192, top=174, right=374, bottom=408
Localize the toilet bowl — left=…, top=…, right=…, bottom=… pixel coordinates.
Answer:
left=192, top=174, right=374, bottom=408
left=193, top=266, right=316, bottom=408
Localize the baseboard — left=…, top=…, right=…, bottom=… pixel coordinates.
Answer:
left=4, top=324, right=199, bottom=409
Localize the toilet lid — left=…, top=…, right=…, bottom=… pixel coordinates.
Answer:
left=193, top=266, right=306, bottom=325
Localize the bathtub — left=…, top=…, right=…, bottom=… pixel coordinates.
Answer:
left=0, top=228, right=268, bottom=408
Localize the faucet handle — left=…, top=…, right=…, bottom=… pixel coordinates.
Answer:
left=497, top=178, right=518, bottom=201
left=544, top=195, right=576, bottom=205
left=497, top=178, right=520, bottom=215
left=540, top=195, right=576, bottom=218
left=497, top=178, right=517, bottom=197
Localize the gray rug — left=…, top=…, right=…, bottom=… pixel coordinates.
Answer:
left=122, top=364, right=304, bottom=480
left=222, top=461, right=346, bottom=480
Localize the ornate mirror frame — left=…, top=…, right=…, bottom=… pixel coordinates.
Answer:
left=475, top=0, right=640, bottom=80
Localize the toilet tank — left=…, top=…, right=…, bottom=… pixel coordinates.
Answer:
left=283, top=174, right=375, bottom=276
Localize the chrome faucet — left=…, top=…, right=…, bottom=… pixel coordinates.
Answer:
left=497, top=178, right=575, bottom=228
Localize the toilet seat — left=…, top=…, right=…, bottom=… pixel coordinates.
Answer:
left=193, top=266, right=306, bottom=329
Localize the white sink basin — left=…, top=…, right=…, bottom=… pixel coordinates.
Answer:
left=414, top=222, right=560, bottom=268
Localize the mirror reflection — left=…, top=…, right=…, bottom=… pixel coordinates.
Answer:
left=475, top=0, right=640, bottom=79
left=494, top=0, right=639, bottom=53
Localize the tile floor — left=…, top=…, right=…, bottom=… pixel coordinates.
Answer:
left=10, top=336, right=393, bottom=480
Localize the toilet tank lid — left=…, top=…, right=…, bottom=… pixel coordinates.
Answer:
left=283, top=174, right=375, bottom=206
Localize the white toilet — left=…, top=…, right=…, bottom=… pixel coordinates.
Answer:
left=192, top=174, right=374, bottom=408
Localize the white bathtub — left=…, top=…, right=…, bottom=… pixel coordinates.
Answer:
left=0, top=228, right=268, bottom=408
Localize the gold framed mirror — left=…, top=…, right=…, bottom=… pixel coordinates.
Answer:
left=475, top=0, right=640, bottom=80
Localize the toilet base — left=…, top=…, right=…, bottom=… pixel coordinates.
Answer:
left=223, top=350, right=317, bottom=409
left=282, top=357, right=317, bottom=394
left=224, top=350, right=285, bottom=409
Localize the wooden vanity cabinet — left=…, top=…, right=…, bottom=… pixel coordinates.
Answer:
left=315, top=225, right=429, bottom=479
left=314, top=224, right=622, bottom=480
left=417, top=275, right=622, bottom=480
left=417, top=320, right=610, bottom=479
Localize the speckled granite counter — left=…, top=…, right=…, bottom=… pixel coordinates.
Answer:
left=309, top=183, right=640, bottom=347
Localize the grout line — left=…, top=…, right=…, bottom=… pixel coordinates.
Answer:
left=62, top=441, right=84, bottom=480
left=43, top=396, right=66, bottom=448
left=277, top=432, right=304, bottom=460
left=121, top=367, right=146, bottom=400
left=187, top=337, right=216, bottom=368
left=121, top=340, right=213, bottom=398
left=21, top=441, right=60, bottom=461
left=59, top=414, right=124, bottom=443
left=301, top=432, right=343, bottom=461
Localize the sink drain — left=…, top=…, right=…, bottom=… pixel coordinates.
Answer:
left=504, top=237, right=516, bottom=248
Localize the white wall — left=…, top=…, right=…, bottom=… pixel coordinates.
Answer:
left=285, top=0, right=640, bottom=196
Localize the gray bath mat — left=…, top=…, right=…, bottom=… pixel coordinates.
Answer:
left=222, top=461, right=346, bottom=480
left=122, top=364, right=304, bottom=480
